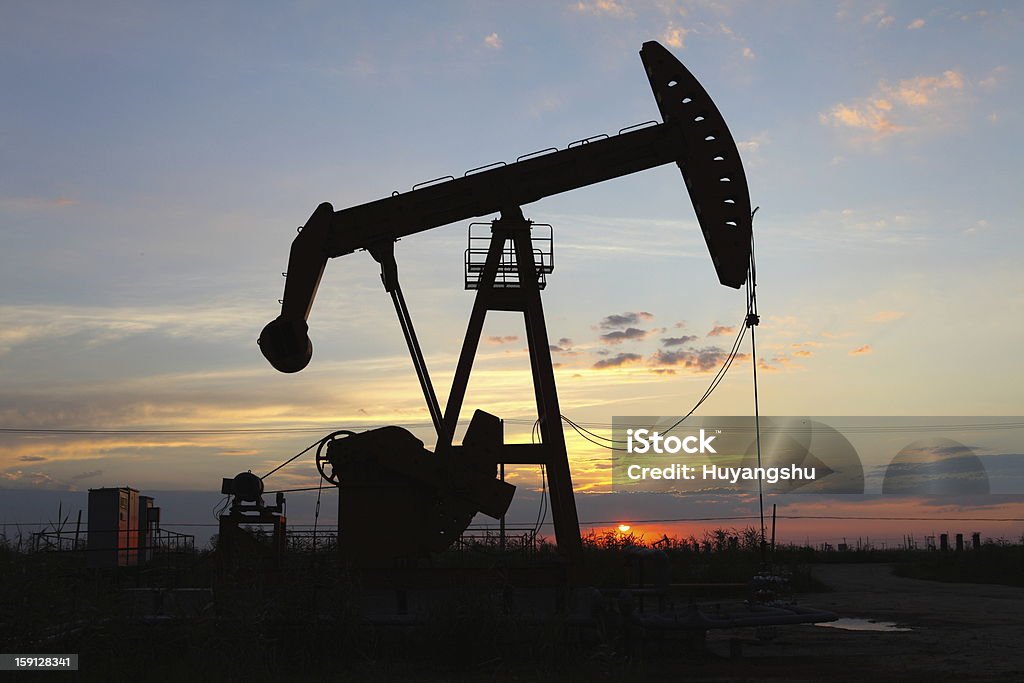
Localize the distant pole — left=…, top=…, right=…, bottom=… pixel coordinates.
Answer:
left=74, top=510, right=82, bottom=551
left=499, top=461, right=506, bottom=551
left=770, top=504, right=777, bottom=554
left=499, top=419, right=506, bottom=552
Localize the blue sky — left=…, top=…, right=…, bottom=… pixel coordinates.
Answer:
left=1, top=2, right=1022, bottom=540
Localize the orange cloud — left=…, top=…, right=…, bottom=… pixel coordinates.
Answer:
left=889, top=71, right=963, bottom=107
left=662, top=23, right=689, bottom=48
left=571, top=0, right=632, bottom=18
left=849, top=344, right=873, bottom=356
left=485, top=335, right=519, bottom=345
left=820, top=69, right=965, bottom=142
left=820, top=102, right=901, bottom=138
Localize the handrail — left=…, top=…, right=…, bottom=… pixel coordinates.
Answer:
left=516, top=147, right=559, bottom=163
left=568, top=133, right=610, bottom=148
left=618, top=120, right=659, bottom=135
left=411, top=175, right=455, bottom=191
left=464, top=161, right=507, bottom=176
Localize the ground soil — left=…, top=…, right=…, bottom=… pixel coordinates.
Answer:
left=683, top=563, right=1024, bottom=682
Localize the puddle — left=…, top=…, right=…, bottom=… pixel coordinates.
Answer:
left=817, top=618, right=911, bottom=632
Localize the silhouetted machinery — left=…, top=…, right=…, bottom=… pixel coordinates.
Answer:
left=258, top=41, right=752, bottom=565
left=219, top=471, right=287, bottom=559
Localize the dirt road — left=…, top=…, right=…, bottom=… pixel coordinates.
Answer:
left=692, top=563, right=1024, bottom=681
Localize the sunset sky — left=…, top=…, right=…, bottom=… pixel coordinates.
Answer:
left=2, top=1, right=1022, bottom=544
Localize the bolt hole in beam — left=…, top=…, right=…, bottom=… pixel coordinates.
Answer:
left=639, top=39, right=752, bottom=287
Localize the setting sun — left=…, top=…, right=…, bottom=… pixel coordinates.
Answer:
left=617, top=524, right=631, bottom=533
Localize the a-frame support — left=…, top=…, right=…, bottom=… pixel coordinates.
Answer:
left=438, top=207, right=582, bottom=557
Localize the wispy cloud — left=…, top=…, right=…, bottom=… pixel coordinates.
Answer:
left=483, top=32, right=502, bottom=50
left=0, top=470, right=69, bottom=490
left=570, top=0, right=633, bottom=18
left=870, top=311, right=905, bottom=323
left=526, top=93, right=564, bottom=118
left=598, top=312, right=653, bottom=329
left=821, top=69, right=967, bottom=143
left=593, top=352, right=643, bottom=369
left=965, top=219, right=991, bottom=235
left=715, top=21, right=756, bottom=62
left=906, top=18, right=925, bottom=30
left=707, top=324, right=736, bottom=337
left=860, top=6, right=895, bottom=28
left=661, top=335, right=697, bottom=347
left=820, top=100, right=902, bottom=139
left=736, top=133, right=769, bottom=160
left=0, top=302, right=265, bottom=356
left=662, top=23, right=689, bottom=48
left=850, top=344, right=873, bottom=356
left=889, top=71, right=964, bottom=106
left=600, top=327, right=651, bottom=344
left=0, top=196, right=78, bottom=210
left=979, top=65, right=1007, bottom=90
left=651, top=347, right=742, bottom=372
left=550, top=338, right=579, bottom=355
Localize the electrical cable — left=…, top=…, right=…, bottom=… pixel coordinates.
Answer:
left=212, top=494, right=232, bottom=520
left=260, top=438, right=324, bottom=480
left=559, top=318, right=748, bottom=452
left=561, top=320, right=748, bottom=447
left=312, top=471, right=325, bottom=551
left=4, top=417, right=1021, bottom=436
left=745, top=207, right=766, bottom=559
left=530, top=419, right=548, bottom=536
left=7, top=514, right=1023, bottom=530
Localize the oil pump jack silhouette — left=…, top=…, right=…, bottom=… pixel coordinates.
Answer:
left=258, top=41, right=752, bottom=566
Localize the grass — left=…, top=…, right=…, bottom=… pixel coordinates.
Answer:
left=4, top=528, right=1022, bottom=680
left=893, top=543, right=1024, bottom=587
